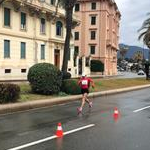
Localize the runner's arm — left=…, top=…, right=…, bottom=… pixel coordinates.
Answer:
left=78, top=78, right=81, bottom=86
left=89, top=78, right=95, bottom=88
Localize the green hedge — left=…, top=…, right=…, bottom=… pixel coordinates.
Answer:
left=61, top=71, right=71, bottom=80
left=27, top=63, right=62, bottom=95
left=90, top=60, right=104, bottom=72
left=0, top=83, right=20, bottom=103
left=61, top=79, right=81, bottom=95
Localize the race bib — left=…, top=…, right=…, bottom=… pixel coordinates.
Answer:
left=81, top=80, right=88, bottom=85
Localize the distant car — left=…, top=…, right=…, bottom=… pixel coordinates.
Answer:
left=137, top=70, right=145, bottom=75
left=117, top=67, right=125, bottom=72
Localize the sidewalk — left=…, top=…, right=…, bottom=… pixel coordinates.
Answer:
left=0, top=84, right=150, bottom=115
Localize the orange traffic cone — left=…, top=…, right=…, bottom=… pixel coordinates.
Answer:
left=113, top=107, right=120, bottom=119
left=56, top=122, right=63, bottom=138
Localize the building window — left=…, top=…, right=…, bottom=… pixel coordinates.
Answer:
left=21, top=69, right=26, bottom=73
left=41, top=45, right=45, bottom=60
left=74, top=46, right=79, bottom=55
left=56, top=21, right=63, bottom=36
left=21, top=42, right=26, bottom=59
left=21, top=12, right=26, bottom=30
left=75, top=32, right=79, bottom=40
left=74, top=46, right=79, bottom=67
left=75, top=3, right=80, bottom=11
left=4, top=8, right=10, bottom=26
left=91, top=31, right=96, bottom=40
left=91, top=2, right=96, bottom=10
left=90, top=45, right=95, bottom=54
left=50, top=0, right=55, bottom=5
left=4, top=40, right=10, bottom=58
left=91, top=16, right=96, bottom=25
left=86, top=57, right=90, bottom=67
left=40, top=18, right=46, bottom=34
left=5, top=69, right=11, bottom=73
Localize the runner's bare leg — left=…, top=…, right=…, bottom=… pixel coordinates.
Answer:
left=80, top=93, right=87, bottom=109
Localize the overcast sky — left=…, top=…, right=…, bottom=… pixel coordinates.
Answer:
left=115, top=0, right=150, bottom=47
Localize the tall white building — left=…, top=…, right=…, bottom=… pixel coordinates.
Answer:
left=0, top=0, right=78, bottom=81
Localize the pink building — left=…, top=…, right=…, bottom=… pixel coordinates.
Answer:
left=74, top=0, right=121, bottom=75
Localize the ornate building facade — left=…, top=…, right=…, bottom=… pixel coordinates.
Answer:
left=74, top=0, right=121, bottom=75
left=0, top=0, right=78, bottom=80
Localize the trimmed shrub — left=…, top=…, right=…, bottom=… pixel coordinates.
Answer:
left=0, top=83, right=20, bottom=103
left=61, top=71, right=71, bottom=80
left=90, top=60, right=104, bottom=72
left=61, top=79, right=81, bottom=95
left=27, top=63, right=62, bottom=95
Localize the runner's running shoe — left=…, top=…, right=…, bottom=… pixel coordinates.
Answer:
left=89, top=102, right=93, bottom=108
left=77, top=107, right=82, bottom=114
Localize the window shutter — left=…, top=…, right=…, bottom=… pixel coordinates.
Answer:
left=21, top=42, right=26, bottom=59
left=41, top=18, right=45, bottom=24
left=4, top=8, right=10, bottom=26
left=4, top=40, right=10, bottom=58
left=21, top=12, right=26, bottom=25
left=41, top=45, right=45, bottom=59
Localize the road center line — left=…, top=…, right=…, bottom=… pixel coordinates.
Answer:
left=133, top=105, right=150, bottom=113
left=7, top=124, right=95, bottom=150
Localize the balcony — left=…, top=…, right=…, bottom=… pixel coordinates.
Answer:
left=11, top=0, right=65, bottom=17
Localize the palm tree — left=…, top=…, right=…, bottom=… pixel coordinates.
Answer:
left=138, top=13, right=150, bottom=48
left=56, top=0, right=77, bottom=74
left=0, top=0, right=5, bottom=4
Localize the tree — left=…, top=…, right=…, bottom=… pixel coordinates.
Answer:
left=138, top=13, right=150, bottom=48
left=0, top=0, right=5, bottom=4
left=119, top=45, right=128, bottom=60
left=57, top=0, right=77, bottom=73
left=133, top=51, right=143, bottom=62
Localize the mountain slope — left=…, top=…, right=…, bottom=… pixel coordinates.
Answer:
left=117, top=44, right=149, bottom=59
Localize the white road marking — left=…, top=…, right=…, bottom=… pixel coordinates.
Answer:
left=133, top=105, right=150, bottom=113
left=64, top=124, right=95, bottom=135
left=7, top=124, right=95, bottom=150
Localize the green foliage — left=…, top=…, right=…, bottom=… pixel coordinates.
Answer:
left=90, top=60, right=104, bottom=72
left=138, top=14, right=150, bottom=48
left=58, top=92, right=68, bottom=97
left=58, top=0, right=77, bottom=9
left=61, top=79, right=81, bottom=95
left=0, top=83, right=20, bottom=103
left=62, top=71, right=71, bottom=80
left=27, top=63, right=62, bottom=95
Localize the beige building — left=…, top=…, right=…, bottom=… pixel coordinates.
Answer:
left=0, top=0, right=78, bottom=80
left=74, top=0, right=121, bottom=75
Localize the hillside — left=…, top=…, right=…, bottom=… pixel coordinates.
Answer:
left=117, top=44, right=149, bottom=59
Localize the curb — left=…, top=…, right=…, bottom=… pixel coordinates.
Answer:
left=0, top=84, right=150, bottom=115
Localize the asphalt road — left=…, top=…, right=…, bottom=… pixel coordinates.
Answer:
left=116, top=71, right=146, bottom=78
left=1, top=88, right=150, bottom=150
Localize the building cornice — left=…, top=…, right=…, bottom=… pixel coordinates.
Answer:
left=77, top=0, right=121, bottom=18
left=0, top=0, right=80, bottom=23
left=0, top=31, right=65, bottom=44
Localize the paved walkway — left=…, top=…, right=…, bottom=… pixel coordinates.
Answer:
left=0, top=84, right=150, bottom=115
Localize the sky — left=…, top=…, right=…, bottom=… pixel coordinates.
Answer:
left=115, top=0, right=150, bottom=47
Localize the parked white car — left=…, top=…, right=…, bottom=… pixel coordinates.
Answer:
left=137, top=70, right=145, bottom=75
left=117, top=67, right=125, bottom=72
